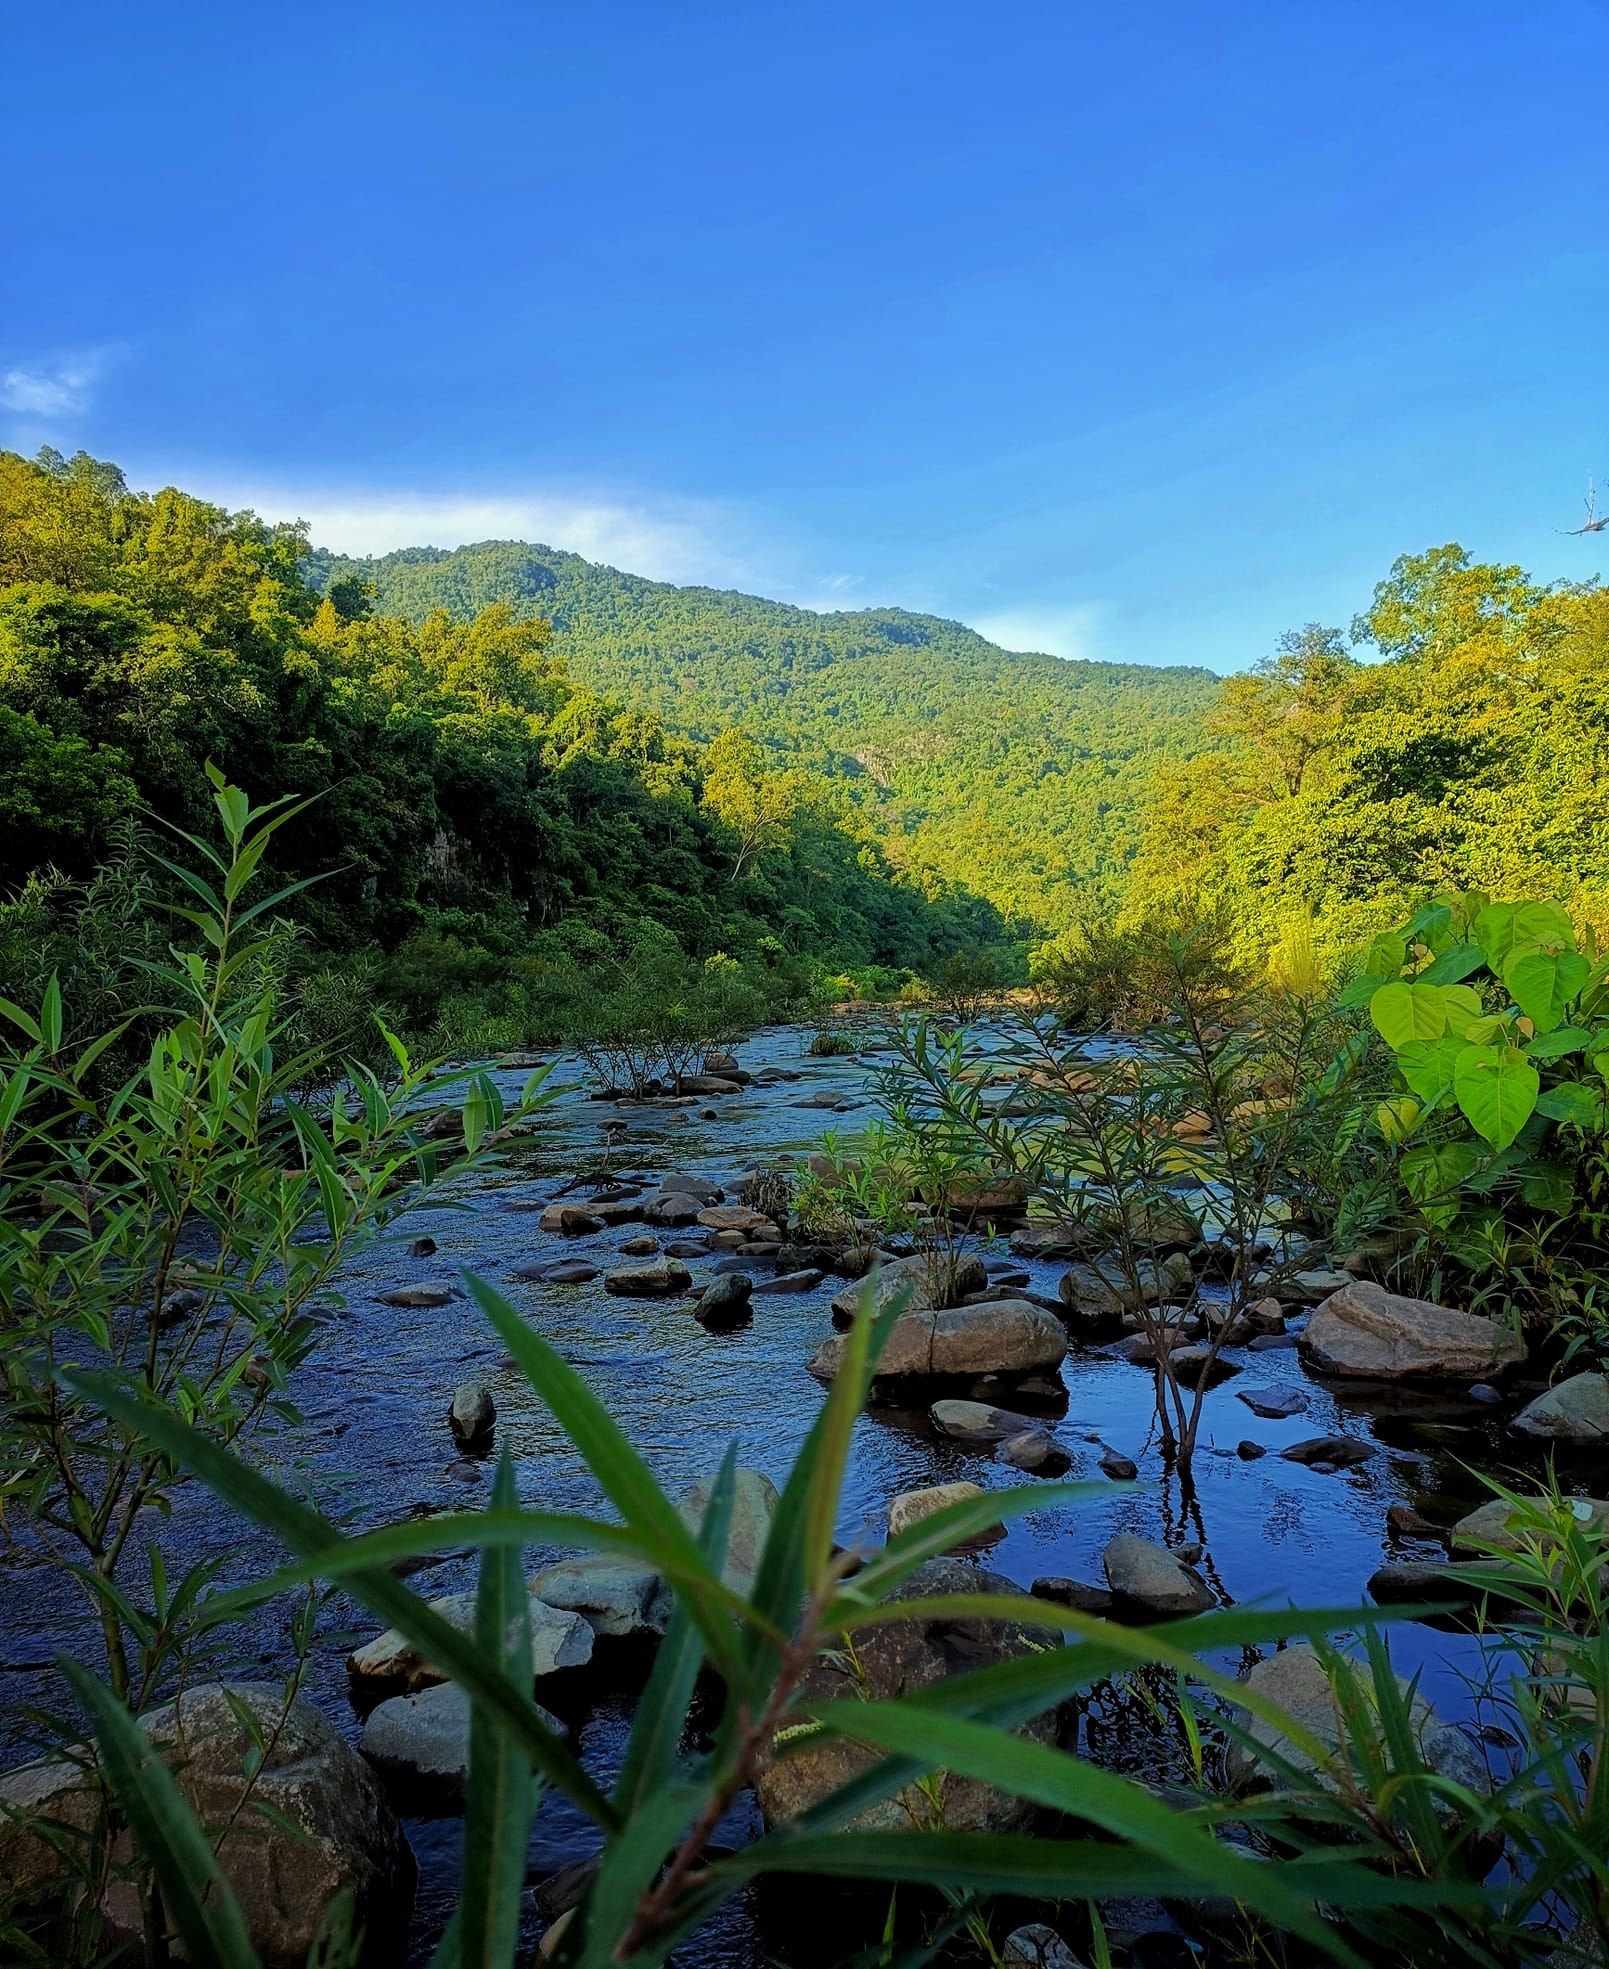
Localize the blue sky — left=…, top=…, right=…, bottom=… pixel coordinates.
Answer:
left=4, top=1, right=1606, bottom=672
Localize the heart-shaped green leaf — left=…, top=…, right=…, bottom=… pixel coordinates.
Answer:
left=1504, top=949, right=1592, bottom=1033
left=1453, top=1044, right=1540, bottom=1149
left=1394, top=1035, right=1466, bottom=1105
left=1369, top=981, right=1449, bottom=1049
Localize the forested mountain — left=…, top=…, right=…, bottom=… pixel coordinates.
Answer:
left=0, top=450, right=1008, bottom=1013
left=305, top=539, right=1220, bottom=931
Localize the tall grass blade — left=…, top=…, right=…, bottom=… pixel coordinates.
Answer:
left=459, top=1453, right=539, bottom=1969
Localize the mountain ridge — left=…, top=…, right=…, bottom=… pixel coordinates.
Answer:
left=305, top=536, right=1221, bottom=930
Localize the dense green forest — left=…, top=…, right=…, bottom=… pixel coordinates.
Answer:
left=1117, top=545, right=1609, bottom=964
left=305, top=538, right=1219, bottom=931
left=0, top=449, right=1018, bottom=1042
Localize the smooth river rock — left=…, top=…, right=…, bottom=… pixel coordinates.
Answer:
left=1511, top=1372, right=1609, bottom=1442
left=886, top=1480, right=992, bottom=1544
left=810, top=1301, right=1066, bottom=1384
left=447, top=1382, right=495, bottom=1450
left=1299, top=1279, right=1524, bottom=1380
left=362, top=1681, right=564, bottom=1811
left=930, top=1397, right=1041, bottom=1444
left=829, top=1249, right=989, bottom=1324
left=1101, top=1534, right=1215, bottom=1617
left=604, top=1258, right=693, bottom=1297
left=694, top=1274, right=753, bottom=1328
left=348, top=1592, right=594, bottom=1690
left=1451, top=1494, right=1609, bottom=1554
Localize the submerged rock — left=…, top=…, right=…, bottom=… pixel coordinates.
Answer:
left=1000, top=1428, right=1069, bottom=1474
left=1300, top=1280, right=1524, bottom=1380
left=930, top=1397, right=1041, bottom=1444
left=811, top=1302, right=1066, bottom=1384
left=752, top=1267, right=826, bottom=1293
left=1237, top=1387, right=1308, bottom=1419
left=753, top=1559, right=1058, bottom=1832
left=378, top=1284, right=458, bottom=1309
left=1280, top=1435, right=1376, bottom=1469
left=1030, top=1576, right=1114, bottom=1616
left=1511, top=1372, right=1609, bottom=1442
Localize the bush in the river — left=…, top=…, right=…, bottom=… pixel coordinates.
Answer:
left=863, top=930, right=1370, bottom=1466
left=45, top=1278, right=1497, bottom=1969
left=0, top=771, right=548, bottom=1962
left=1031, top=910, right=1249, bottom=1032
left=1347, top=894, right=1609, bottom=1331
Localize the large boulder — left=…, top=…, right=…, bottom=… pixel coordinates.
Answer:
left=1512, top=1373, right=1609, bottom=1442
left=362, top=1681, right=563, bottom=1811
left=1299, top=1280, right=1524, bottom=1380
left=753, top=1559, right=1058, bottom=1831
left=830, top=1250, right=988, bottom=1324
left=1225, top=1645, right=1487, bottom=1802
left=0, top=1685, right=412, bottom=1968
left=1101, top=1535, right=1214, bottom=1618
left=1059, top=1252, right=1192, bottom=1322
left=347, top=1591, right=594, bottom=1690
left=1451, top=1495, right=1609, bottom=1554
left=809, top=1301, right=1066, bottom=1384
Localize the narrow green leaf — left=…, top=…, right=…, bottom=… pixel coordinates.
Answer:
left=803, top=1699, right=1350, bottom=1956
left=62, top=1660, right=262, bottom=1969
left=63, top=1371, right=615, bottom=1828
left=613, top=1449, right=734, bottom=1818
left=459, top=1453, right=537, bottom=1969
left=458, top=1274, right=741, bottom=1682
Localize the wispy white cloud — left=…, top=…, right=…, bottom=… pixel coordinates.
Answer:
left=202, top=483, right=759, bottom=589
left=1, top=357, right=102, bottom=419
left=967, top=603, right=1105, bottom=662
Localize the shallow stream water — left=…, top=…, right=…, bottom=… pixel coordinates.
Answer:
left=2, top=1021, right=1599, bottom=1965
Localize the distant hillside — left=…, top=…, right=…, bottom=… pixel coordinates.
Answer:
left=305, top=538, right=1220, bottom=931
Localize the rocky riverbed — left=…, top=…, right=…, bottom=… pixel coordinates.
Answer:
left=2, top=1020, right=1603, bottom=1966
